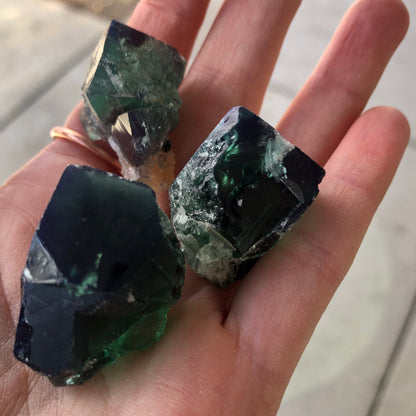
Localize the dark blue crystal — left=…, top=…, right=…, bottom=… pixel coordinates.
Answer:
left=14, top=165, right=185, bottom=385
left=81, top=20, right=185, bottom=141
left=170, top=107, right=325, bottom=287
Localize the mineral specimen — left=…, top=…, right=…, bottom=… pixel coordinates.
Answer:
left=80, top=20, right=186, bottom=183
left=170, top=106, right=325, bottom=287
left=14, top=165, right=185, bottom=386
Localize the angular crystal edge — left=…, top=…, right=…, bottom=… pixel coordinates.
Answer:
left=14, top=165, right=185, bottom=385
left=169, top=106, right=325, bottom=287
left=80, top=19, right=186, bottom=144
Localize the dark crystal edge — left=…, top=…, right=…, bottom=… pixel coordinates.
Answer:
left=14, top=166, right=185, bottom=386
left=169, top=106, right=325, bottom=287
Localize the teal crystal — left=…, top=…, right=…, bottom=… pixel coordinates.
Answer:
left=170, top=107, right=325, bottom=287
left=80, top=20, right=185, bottom=177
left=14, top=166, right=185, bottom=385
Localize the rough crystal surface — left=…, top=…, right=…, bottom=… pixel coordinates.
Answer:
left=80, top=20, right=185, bottom=182
left=14, top=165, right=185, bottom=386
left=170, top=107, right=325, bottom=287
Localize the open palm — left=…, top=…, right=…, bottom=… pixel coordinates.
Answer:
left=0, top=0, right=410, bottom=414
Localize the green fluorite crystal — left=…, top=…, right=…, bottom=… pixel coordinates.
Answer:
left=80, top=20, right=185, bottom=180
left=14, top=166, right=185, bottom=385
left=170, top=107, right=325, bottom=287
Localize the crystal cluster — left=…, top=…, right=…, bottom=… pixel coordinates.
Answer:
left=80, top=20, right=186, bottom=185
left=170, top=107, right=325, bottom=287
left=14, top=166, right=185, bottom=386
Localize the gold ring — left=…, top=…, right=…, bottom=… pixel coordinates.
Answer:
left=50, top=126, right=121, bottom=170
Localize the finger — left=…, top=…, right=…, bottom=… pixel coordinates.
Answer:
left=128, top=0, right=210, bottom=59
left=173, top=0, right=302, bottom=169
left=277, top=0, right=409, bottom=165
left=225, top=107, right=410, bottom=405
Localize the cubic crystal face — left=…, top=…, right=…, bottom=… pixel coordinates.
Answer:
left=80, top=20, right=186, bottom=183
left=14, top=165, right=185, bottom=386
left=170, top=107, right=325, bottom=287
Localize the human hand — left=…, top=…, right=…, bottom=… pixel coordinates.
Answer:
left=0, top=0, right=410, bottom=414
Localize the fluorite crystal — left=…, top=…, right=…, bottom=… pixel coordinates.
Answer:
left=80, top=20, right=186, bottom=184
left=14, top=165, right=185, bottom=386
left=170, top=107, right=325, bottom=287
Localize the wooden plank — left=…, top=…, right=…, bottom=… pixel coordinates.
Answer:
left=0, top=56, right=92, bottom=183
left=0, top=0, right=106, bottom=129
left=374, top=302, right=416, bottom=416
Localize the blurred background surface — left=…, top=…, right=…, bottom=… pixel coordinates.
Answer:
left=0, top=0, right=415, bottom=414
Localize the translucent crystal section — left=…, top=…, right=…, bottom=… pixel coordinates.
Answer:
left=170, top=107, right=325, bottom=287
left=80, top=20, right=186, bottom=184
left=14, top=166, right=185, bottom=386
